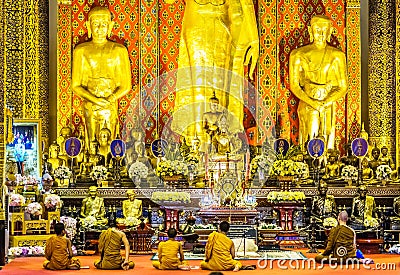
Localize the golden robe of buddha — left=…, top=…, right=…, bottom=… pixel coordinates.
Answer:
left=289, top=15, right=348, bottom=150
left=168, top=0, right=259, bottom=142
left=72, top=6, right=131, bottom=143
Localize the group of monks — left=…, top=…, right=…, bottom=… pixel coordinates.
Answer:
left=44, top=213, right=358, bottom=271
left=43, top=221, right=242, bottom=271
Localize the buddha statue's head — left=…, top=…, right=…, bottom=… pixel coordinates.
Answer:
left=49, top=142, right=61, bottom=158
left=381, top=146, right=388, bottom=156
left=127, top=190, right=136, bottom=201
left=86, top=6, right=114, bottom=39
left=318, top=181, right=328, bottom=196
left=88, top=186, right=98, bottom=198
left=309, top=15, right=332, bottom=43
left=371, top=146, right=380, bottom=160
left=358, top=185, right=367, bottom=199
left=60, top=126, right=72, bottom=139
left=99, top=127, right=112, bottom=146
left=209, top=92, right=220, bottom=112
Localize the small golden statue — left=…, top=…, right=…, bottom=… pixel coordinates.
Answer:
left=88, top=140, right=106, bottom=167
left=289, top=15, right=348, bottom=150
left=117, top=190, right=143, bottom=227
left=80, top=186, right=108, bottom=228
left=72, top=6, right=131, bottom=144
left=323, top=151, right=341, bottom=180
left=368, top=146, right=381, bottom=178
left=47, top=141, right=66, bottom=173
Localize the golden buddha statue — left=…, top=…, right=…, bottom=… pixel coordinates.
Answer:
left=361, top=158, right=374, bottom=182
left=71, top=6, right=131, bottom=144
left=168, top=0, right=259, bottom=141
left=202, top=93, right=223, bottom=152
left=311, top=181, right=337, bottom=223
left=80, top=186, right=108, bottom=228
left=47, top=142, right=66, bottom=173
left=289, top=15, right=348, bottom=150
left=56, top=126, right=72, bottom=164
left=323, top=151, right=340, bottom=180
left=368, top=146, right=381, bottom=178
left=98, top=126, right=112, bottom=161
left=116, top=190, right=143, bottom=227
left=380, top=146, right=395, bottom=170
left=78, top=150, right=93, bottom=180
left=88, top=139, right=106, bottom=167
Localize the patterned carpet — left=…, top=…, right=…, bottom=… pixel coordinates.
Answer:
left=151, top=250, right=307, bottom=260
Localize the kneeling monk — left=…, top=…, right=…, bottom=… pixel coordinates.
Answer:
left=201, top=221, right=241, bottom=271
left=94, top=227, right=134, bottom=270
left=43, top=222, right=81, bottom=270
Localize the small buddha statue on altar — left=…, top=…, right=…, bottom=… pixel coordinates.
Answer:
left=350, top=185, right=378, bottom=229
left=323, top=151, right=341, bottom=180
left=116, top=190, right=143, bottom=227
left=361, top=158, right=374, bottom=182
left=47, top=142, right=66, bottom=174
left=88, top=139, right=106, bottom=166
left=78, top=150, right=93, bottom=180
left=368, top=146, right=381, bottom=178
left=80, top=186, right=108, bottom=228
left=56, top=126, right=73, bottom=163
left=380, top=146, right=395, bottom=170
left=98, top=126, right=112, bottom=161
left=311, top=181, right=337, bottom=223
left=202, top=92, right=223, bottom=153
left=340, top=143, right=358, bottom=169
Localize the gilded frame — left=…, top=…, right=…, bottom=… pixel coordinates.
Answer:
left=5, top=119, right=42, bottom=177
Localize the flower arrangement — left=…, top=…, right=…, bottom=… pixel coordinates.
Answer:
left=90, top=165, right=108, bottom=180
left=60, top=216, right=77, bottom=240
left=376, top=165, right=392, bottom=180
left=364, top=216, right=379, bottom=228
left=156, top=159, right=189, bottom=177
left=53, top=166, right=72, bottom=179
left=9, top=193, right=25, bottom=206
left=25, top=202, right=43, bottom=216
left=151, top=191, right=191, bottom=203
left=250, top=155, right=273, bottom=177
left=44, top=194, right=62, bottom=209
left=258, top=223, right=282, bottom=230
left=269, top=160, right=297, bottom=176
left=323, top=217, right=338, bottom=228
left=266, top=191, right=306, bottom=203
left=128, top=161, right=149, bottom=179
left=8, top=246, right=45, bottom=257
left=341, top=165, right=358, bottom=180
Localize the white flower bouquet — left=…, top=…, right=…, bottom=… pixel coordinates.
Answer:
left=323, top=217, right=338, bottom=228
left=250, top=155, right=273, bottom=177
left=376, top=164, right=392, bottom=180
left=9, top=193, right=25, bottom=206
left=156, top=159, right=189, bottom=177
left=151, top=191, right=191, bottom=203
left=44, top=194, right=62, bottom=209
left=269, top=160, right=297, bottom=176
left=25, top=202, right=43, bottom=216
left=53, top=166, right=72, bottom=179
left=60, top=216, right=77, bottom=240
left=8, top=246, right=45, bottom=257
left=82, top=215, right=97, bottom=228
left=129, top=161, right=149, bottom=179
left=341, top=165, right=358, bottom=180
left=90, top=165, right=108, bottom=180
left=267, top=191, right=306, bottom=203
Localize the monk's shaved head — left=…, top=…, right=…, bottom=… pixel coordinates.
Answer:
left=338, top=211, right=348, bottom=222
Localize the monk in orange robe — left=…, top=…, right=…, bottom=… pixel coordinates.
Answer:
left=201, top=221, right=242, bottom=271
left=94, top=227, right=134, bottom=270
left=315, top=211, right=357, bottom=263
left=43, top=222, right=81, bottom=270
left=152, top=228, right=190, bottom=270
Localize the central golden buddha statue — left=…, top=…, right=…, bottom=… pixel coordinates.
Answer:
left=117, top=190, right=143, bottom=227
left=289, top=15, right=348, bottom=150
left=167, top=0, right=259, bottom=142
left=72, top=6, right=131, bottom=144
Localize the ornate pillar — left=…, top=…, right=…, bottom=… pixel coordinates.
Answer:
left=368, top=0, right=397, bottom=160
left=396, top=0, right=400, bottom=167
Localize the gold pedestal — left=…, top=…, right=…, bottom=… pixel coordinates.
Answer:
left=10, top=234, right=54, bottom=247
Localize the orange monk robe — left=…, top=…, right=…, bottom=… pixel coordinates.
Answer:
left=201, top=231, right=242, bottom=271
left=152, top=239, right=189, bottom=269
left=94, top=228, right=135, bottom=270
left=43, top=235, right=81, bottom=270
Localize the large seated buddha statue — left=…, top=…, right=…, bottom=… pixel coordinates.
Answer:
left=350, top=185, right=379, bottom=229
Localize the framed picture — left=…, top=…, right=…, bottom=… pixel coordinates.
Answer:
left=5, top=119, right=42, bottom=177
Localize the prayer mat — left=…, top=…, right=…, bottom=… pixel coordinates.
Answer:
left=150, top=250, right=307, bottom=261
